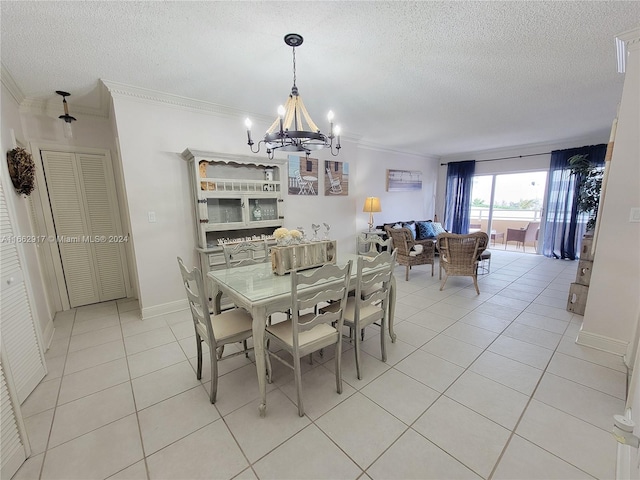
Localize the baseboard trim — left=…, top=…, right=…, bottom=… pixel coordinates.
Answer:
left=576, top=327, right=628, bottom=356
left=141, top=299, right=188, bottom=320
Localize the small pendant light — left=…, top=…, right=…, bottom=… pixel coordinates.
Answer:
left=56, top=91, right=76, bottom=139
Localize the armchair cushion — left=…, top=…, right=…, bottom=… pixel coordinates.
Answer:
left=409, top=244, right=424, bottom=256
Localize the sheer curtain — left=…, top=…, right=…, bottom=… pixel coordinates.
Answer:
left=543, top=144, right=606, bottom=259
left=444, top=160, right=476, bottom=234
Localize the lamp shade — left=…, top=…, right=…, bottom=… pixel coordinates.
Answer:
left=363, top=197, right=381, bottom=213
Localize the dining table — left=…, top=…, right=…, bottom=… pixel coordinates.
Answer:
left=207, top=253, right=397, bottom=417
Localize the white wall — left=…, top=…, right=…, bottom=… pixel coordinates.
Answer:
left=0, top=83, right=53, bottom=343
left=355, top=145, right=439, bottom=229
left=21, top=112, right=115, bottom=152
left=580, top=27, right=640, bottom=356
left=109, top=91, right=437, bottom=317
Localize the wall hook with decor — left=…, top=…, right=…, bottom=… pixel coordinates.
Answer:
left=6, top=147, right=35, bottom=196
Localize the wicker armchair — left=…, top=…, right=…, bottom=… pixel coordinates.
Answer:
left=505, top=222, right=539, bottom=251
left=386, top=227, right=435, bottom=281
left=436, top=232, right=489, bottom=294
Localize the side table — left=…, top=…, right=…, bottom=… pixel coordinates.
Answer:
left=361, top=229, right=387, bottom=238
left=491, top=231, right=504, bottom=246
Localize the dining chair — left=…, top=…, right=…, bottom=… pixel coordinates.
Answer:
left=223, top=239, right=273, bottom=331
left=177, top=257, right=253, bottom=403
left=356, top=233, right=391, bottom=256
left=353, top=234, right=392, bottom=340
left=223, top=240, right=270, bottom=268
left=322, top=251, right=396, bottom=380
left=264, top=261, right=352, bottom=416
left=435, top=232, right=489, bottom=295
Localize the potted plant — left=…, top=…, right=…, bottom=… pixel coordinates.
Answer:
left=569, top=154, right=604, bottom=232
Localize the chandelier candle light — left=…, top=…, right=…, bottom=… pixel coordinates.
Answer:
left=363, top=197, right=382, bottom=231
left=245, top=33, right=341, bottom=159
left=56, top=90, right=76, bottom=139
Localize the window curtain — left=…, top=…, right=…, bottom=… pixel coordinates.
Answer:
left=543, top=144, right=606, bottom=260
left=444, top=160, right=476, bottom=234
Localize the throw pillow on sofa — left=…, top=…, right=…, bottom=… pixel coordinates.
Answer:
left=402, top=222, right=417, bottom=239
left=416, top=221, right=435, bottom=239
left=431, top=222, right=446, bottom=236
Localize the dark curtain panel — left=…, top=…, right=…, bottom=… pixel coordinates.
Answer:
left=445, top=160, right=476, bottom=234
left=543, top=144, right=606, bottom=260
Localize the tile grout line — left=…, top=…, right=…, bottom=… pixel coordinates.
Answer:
left=116, top=300, right=152, bottom=480
left=35, top=308, right=77, bottom=480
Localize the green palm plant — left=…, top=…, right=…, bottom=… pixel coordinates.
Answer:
left=569, top=154, right=604, bottom=231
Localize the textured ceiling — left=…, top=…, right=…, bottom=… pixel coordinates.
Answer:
left=1, top=1, right=638, bottom=156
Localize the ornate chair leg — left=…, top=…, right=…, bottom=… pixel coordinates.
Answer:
left=195, top=334, right=203, bottom=380
left=209, top=347, right=218, bottom=404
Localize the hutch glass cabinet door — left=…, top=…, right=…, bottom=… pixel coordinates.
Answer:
left=206, top=198, right=243, bottom=225
left=247, top=197, right=279, bottom=222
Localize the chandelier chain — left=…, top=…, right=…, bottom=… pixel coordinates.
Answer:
left=292, top=46, right=297, bottom=88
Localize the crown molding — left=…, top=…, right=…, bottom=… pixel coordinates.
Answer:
left=617, top=25, right=640, bottom=46
left=0, top=64, right=25, bottom=104
left=1, top=65, right=109, bottom=118
left=101, top=79, right=273, bottom=123
left=616, top=25, right=640, bottom=73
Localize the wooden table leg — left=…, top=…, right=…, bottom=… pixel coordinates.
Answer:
left=251, top=305, right=268, bottom=417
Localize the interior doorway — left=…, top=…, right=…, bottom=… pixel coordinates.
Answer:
left=35, top=147, right=130, bottom=309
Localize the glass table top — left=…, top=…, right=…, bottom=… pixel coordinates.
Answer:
left=208, top=253, right=363, bottom=303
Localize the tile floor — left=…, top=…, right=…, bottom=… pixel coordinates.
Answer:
left=13, top=249, right=626, bottom=480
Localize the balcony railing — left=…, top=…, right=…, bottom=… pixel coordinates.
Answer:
left=468, top=208, right=543, bottom=251
left=470, top=207, right=541, bottom=222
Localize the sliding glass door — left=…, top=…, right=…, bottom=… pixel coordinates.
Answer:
left=469, top=171, right=547, bottom=251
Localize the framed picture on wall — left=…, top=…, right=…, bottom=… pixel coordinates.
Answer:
left=386, top=169, right=422, bottom=191
left=288, top=155, right=318, bottom=195
left=324, top=160, right=348, bottom=196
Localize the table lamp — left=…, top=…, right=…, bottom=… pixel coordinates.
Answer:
left=363, top=197, right=382, bottom=231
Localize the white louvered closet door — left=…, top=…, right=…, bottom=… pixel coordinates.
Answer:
left=0, top=181, right=46, bottom=403
left=0, top=360, right=29, bottom=479
left=41, top=151, right=126, bottom=307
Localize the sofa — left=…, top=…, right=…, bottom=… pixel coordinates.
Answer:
left=377, top=220, right=446, bottom=249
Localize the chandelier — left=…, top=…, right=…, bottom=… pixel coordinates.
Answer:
left=245, top=33, right=341, bottom=159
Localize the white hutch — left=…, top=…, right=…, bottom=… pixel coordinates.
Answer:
left=182, top=149, right=285, bottom=275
